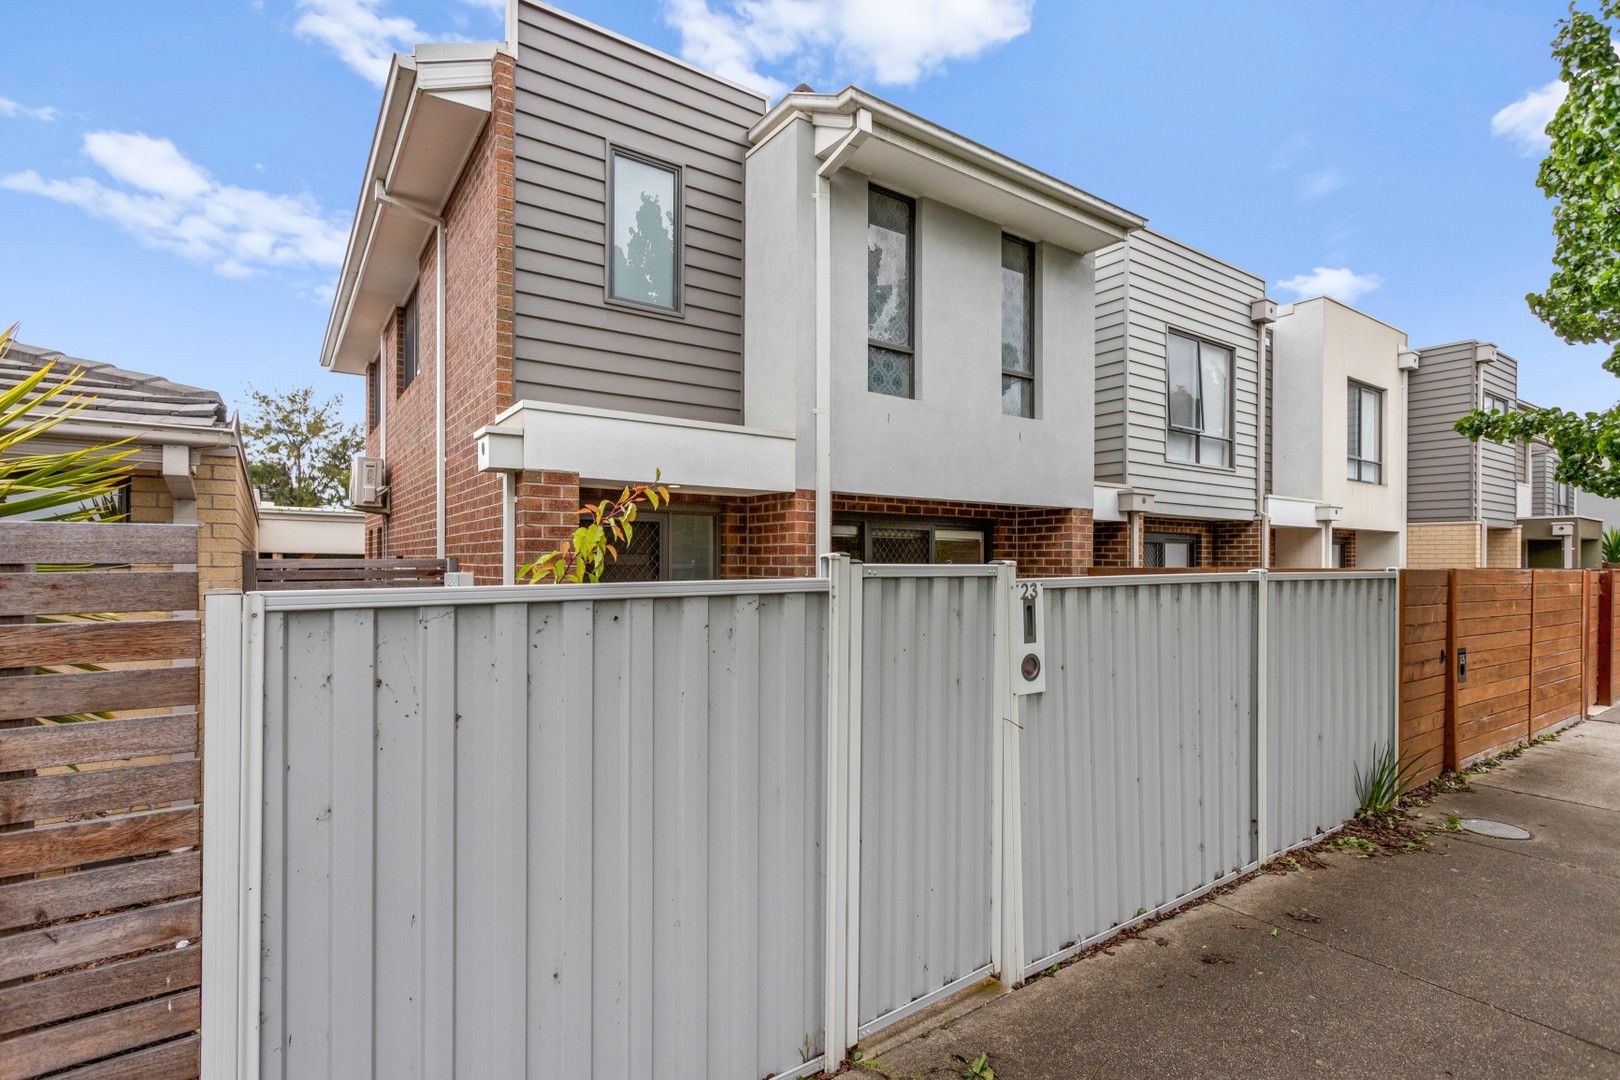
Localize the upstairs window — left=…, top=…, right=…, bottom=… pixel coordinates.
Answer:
left=1484, top=392, right=1513, bottom=413
left=609, top=150, right=680, bottom=311
left=1000, top=235, right=1035, bottom=417
left=1554, top=479, right=1574, bottom=516
left=867, top=187, right=914, bottom=397
left=1165, top=331, right=1232, bottom=467
left=400, top=290, right=419, bottom=390
left=367, top=356, right=380, bottom=430
left=1347, top=380, right=1383, bottom=483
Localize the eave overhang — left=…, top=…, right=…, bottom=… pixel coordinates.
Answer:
left=750, top=87, right=1147, bottom=254
left=319, top=44, right=499, bottom=375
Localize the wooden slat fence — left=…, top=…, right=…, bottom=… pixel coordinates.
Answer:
left=1400, top=567, right=1604, bottom=777
left=0, top=521, right=202, bottom=1080
left=244, top=554, right=458, bottom=591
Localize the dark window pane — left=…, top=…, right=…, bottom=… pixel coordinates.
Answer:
left=868, top=345, right=914, bottom=397
left=401, top=291, right=419, bottom=388
left=1167, top=332, right=1199, bottom=430
left=610, top=153, right=679, bottom=309
left=934, top=532, right=985, bottom=564
left=600, top=516, right=662, bottom=582
left=868, top=189, right=912, bottom=348
left=1000, top=236, right=1033, bottom=379
left=868, top=527, right=929, bottom=563
left=831, top=525, right=862, bottom=560
left=669, top=514, right=715, bottom=580
left=367, top=359, right=380, bottom=430
left=1002, top=375, right=1033, bottom=418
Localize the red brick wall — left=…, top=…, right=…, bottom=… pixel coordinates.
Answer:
left=1332, top=527, right=1358, bottom=568
left=1137, top=515, right=1264, bottom=569
left=1094, top=519, right=1133, bottom=568
left=363, top=53, right=516, bottom=583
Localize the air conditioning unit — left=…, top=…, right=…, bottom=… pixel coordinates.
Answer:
left=348, top=455, right=388, bottom=512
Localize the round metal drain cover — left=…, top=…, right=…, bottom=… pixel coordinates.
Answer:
left=1459, top=818, right=1533, bottom=840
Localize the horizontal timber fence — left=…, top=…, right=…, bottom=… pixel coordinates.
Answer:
left=201, top=564, right=1398, bottom=1079
left=0, top=521, right=203, bottom=1080
left=1399, top=568, right=1608, bottom=783
left=243, top=555, right=468, bottom=591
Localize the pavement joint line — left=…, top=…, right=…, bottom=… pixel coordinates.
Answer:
left=1470, top=778, right=1620, bottom=814
left=1433, top=829, right=1620, bottom=882
left=1209, top=896, right=1620, bottom=1060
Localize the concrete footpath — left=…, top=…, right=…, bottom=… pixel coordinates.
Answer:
left=859, top=713, right=1620, bottom=1079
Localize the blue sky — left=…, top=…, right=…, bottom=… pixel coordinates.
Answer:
left=0, top=0, right=1606, bottom=425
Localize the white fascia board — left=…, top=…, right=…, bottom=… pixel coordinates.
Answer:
left=502, top=400, right=796, bottom=494
left=1266, top=494, right=1323, bottom=529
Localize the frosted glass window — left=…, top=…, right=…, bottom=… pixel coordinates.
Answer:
left=1347, top=381, right=1383, bottom=483
left=868, top=187, right=914, bottom=397
left=610, top=152, right=679, bottom=310
left=1001, top=236, right=1034, bottom=416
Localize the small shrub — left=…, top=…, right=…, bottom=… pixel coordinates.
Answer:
left=1354, top=743, right=1421, bottom=816
left=1603, top=527, right=1620, bottom=565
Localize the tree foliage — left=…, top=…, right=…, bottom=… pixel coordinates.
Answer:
left=0, top=324, right=134, bottom=521
left=1455, top=0, right=1620, bottom=496
left=519, top=474, right=672, bottom=584
left=241, top=384, right=363, bottom=507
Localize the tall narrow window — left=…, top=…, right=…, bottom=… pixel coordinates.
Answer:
left=400, top=290, right=419, bottom=390
left=1165, top=331, right=1232, bottom=467
left=1000, top=235, right=1034, bottom=417
left=1347, top=381, right=1383, bottom=483
left=867, top=187, right=914, bottom=397
left=609, top=151, right=680, bottom=311
left=367, top=356, right=380, bottom=430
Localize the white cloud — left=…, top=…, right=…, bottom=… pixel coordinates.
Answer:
left=1299, top=167, right=1346, bottom=200
left=2, top=131, right=347, bottom=280
left=1276, top=266, right=1382, bottom=303
left=1491, top=78, right=1566, bottom=155
left=294, top=0, right=422, bottom=85
left=0, top=95, right=57, bottom=122
left=665, top=0, right=1034, bottom=98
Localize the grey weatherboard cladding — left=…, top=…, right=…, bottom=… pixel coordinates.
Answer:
left=1407, top=340, right=1520, bottom=526
left=512, top=3, right=765, bottom=424
left=1092, top=230, right=1263, bottom=518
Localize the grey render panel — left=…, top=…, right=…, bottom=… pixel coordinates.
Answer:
left=1479, top=353, right=1520, bottom=526
left=1580, top=488, right=1620, bottom=530
left=1020, top=578, right=1257, bottom=969
left=1407, top=341, right=1481, bottom=521
left=822, top=168, right=1097, bottom=507
left=1267, top=299, right=1326, bottom=502
left=258, top=589, right=828, bottom=1080
left=858, top=573, right=995, bottom=1027
left=1265, top=575, right=1396, bottom=845
left=512, top=4, right=766, bottom=424
left=1096, top=229, right=1264, bottom=518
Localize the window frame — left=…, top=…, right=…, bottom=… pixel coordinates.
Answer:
left=366, top=355, right=380, bottom=431
left=400, top=289, right=419, bottom=392
left=1483, top=391, right=1513, bottom=414
left=598, top=507, right=719, bottom=581
left=833, top=515, right=991, bottom=564
left=1143, top=531, right=1201, bottom=568
left=1346, top=379, right=1384, bottom=485
left=605, top=146, right=685, bottom=317
left=866, top=184, right=916, bottom=399
left=1000, top=234, right=1036, bottom=418
left=1163, top=329, right=1235, bottom=470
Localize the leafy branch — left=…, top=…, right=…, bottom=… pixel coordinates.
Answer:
left=518, top=472, right=672, bottom=584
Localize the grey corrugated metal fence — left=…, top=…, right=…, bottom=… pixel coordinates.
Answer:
left=203, top=566, right=1398, bottom=1079
left=244, top=582, right=830, bottom=1080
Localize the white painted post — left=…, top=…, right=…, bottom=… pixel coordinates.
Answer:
left=843, top=562, right=864, bottom=1045
left=990, top=561, right=1026, bottom=988
left=820, top=553, right=852, bottom=1068
left=1250, top=568, right=1270, bottom=865
left=201, top=591, right=246, bottom=1079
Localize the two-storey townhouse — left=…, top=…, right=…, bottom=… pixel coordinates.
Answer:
left=1521, top=438, right=1609, bottom=566
left=1266, top=297, right=1413, bottom=567
left=1089, top=230, right=1272, bottom=568
left=320, top=3, right=1145, bottom=583
left=1404, top=340, right=1525, bottom=568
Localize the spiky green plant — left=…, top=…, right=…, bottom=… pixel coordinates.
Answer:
left=1602, top=527, right=1620, bottom=565
left=1353, top=743, right=1422, bottom=817
left=1, top=324, right=135, bottom=520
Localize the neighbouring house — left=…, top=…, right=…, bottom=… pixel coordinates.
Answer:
left=0, top=340, right=257, bottom=596
left=320, top=3, right=1145, bottom=583
left=1267, top=297, right=1413, bottom=568
left=1404, top=340, right=1526, bottom=568
left=1519, top=438, right=1609, bottom=567
left=257, top=502, right=366, bottom=558
left=1089, top=230, right=1271, bottom=568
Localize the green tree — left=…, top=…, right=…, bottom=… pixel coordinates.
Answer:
left=1455, top=1, right=1620, bottom=495
left=241, top=384, right=363, bottom=507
